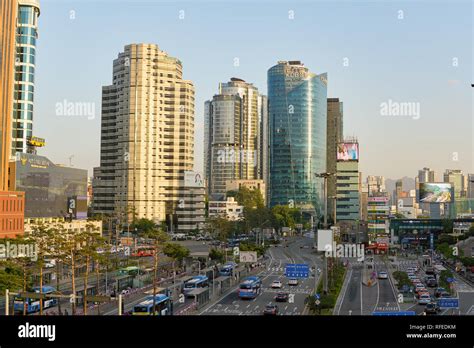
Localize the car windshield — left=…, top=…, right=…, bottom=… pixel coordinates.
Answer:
left=266, top=305, right=275, bottom=310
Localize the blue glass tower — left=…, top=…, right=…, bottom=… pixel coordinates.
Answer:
left=12, top=0, right=40, bottom=155
left=268, top=61, right=327, bottom=215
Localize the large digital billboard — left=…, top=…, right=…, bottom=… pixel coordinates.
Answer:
left=419, top=183, right=453, bottom=203
left=337, top=143, right=359, bottom=161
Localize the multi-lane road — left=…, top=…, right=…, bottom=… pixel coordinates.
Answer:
left=200, top=237, right=321, bottom=316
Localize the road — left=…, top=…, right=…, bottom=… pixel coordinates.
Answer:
left=200, top=236, right=321, bottom=316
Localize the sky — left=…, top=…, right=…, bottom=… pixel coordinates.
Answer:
left=33, top=0, right=473, bottom=181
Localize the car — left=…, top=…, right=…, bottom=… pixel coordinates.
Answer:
left=407, top=267, right=418, bottom=273
left=438, top=291, right=451, bottom=299
left=288, top=278, right=299, bottom=286
left=424, top=302, right=441, bottom=315
left=275, top=292, right=289, bottom=302
left=271, top=280, right=283, bottom=289
left=426, top=278, right=437, bottom=288
left=263, top=304, right=279, bottom=315
left=411, top=278, right=422, bottom=285
left=408, top=274, right=417, bottom=280
left=418, top=293, right=432, bottom=305
left=378, top=271, right=388, bottom=279
left=415, top=284, right=427, bottom=294
left=434, top=288, right=447, bottom=298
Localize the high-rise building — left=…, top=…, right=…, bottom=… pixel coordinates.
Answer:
left=418, top=167, right=435, bottom=183
left=444, top=169, right=463, bottom=198
left=0, top=0, right=18, bottom=190
left=468, top=174, right=474, bottom=199
left=92, top=44, right=195, bottom=224
left=327, top=98, right=343, bottom=220
left=335, top=139, right=360, bottom=222
left=203, top=78, right=267, bottom=197
left=367, top=175, right=386, bottom=194
left=268, top=61, right=327, bottom=214
left=367, top=193, right=390, bottom=242
left=11, top=0, right=40, bottom=156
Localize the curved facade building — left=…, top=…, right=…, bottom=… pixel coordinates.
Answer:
left=268, top=61, right=327, bottom=214
left=12, top=0, right=40, bottom=155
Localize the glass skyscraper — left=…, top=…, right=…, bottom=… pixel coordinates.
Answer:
left=12, top=0, right=40, bottom=156
left=268, top=61, right=327, bottom=214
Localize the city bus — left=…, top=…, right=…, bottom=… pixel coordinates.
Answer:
left=118, top=266, right=140, bottom=276
left=183, top=275, right=209, bottom=296
left=219, top=262, right=237, bottom=276
left=132, top=294, right=171, bottom=316
left=238, top=276, right=262, bottom=299
left=131, top=246, right=155, bottom=257
left=14, top=286, right=58, bottom=314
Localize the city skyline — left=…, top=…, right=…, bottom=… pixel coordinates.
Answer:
left=27, top=0, right=473, bottom=180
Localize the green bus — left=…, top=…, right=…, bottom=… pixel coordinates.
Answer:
left=118, top=266, right=140, bottom=276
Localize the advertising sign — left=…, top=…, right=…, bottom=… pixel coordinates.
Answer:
left=336, top=143, right=359, bottom=161
left=184, top=171, right=205, bottom=188
left=419, top=183, right=453, bottom=203
left=239, top=251, right=258, bottom=263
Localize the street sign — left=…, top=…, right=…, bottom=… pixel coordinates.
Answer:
left=446, top=278, right=455, bottom=283
left=239, top=251, right=257, bottom=263
left=372, top=311, right=416, bottom=316
left=19, top=292, right=45, bottom=300
left=285, top=263, right=309, bottom=278
left=315, top=299, right=320, bottom=306
left=314, top=293, right=320, bottom=300
left=87, top=295, right=111, bottom=303
left=438, top=298, right=459, bottom=309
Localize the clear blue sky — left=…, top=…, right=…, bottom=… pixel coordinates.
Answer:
left=34, top=0, right=473, bottom=181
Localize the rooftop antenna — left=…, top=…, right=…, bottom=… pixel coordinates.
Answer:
left=68, top=155, right=74, bottom=167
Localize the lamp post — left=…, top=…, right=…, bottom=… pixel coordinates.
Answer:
left=314, top=172, right=336, bottom=295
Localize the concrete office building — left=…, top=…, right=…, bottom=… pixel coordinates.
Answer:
left=444, top=169, right=464, bottom=199
left=204, top=78, right=268, bottom=197
left=11, top=0, right=41, bottom=156
left=268, top=61, right=327, bottom=215
left=326, top=98, right=343, bottom=220
left=93, top=44, right=195, bottom=224
left=9, top=153, right=87, bottom=218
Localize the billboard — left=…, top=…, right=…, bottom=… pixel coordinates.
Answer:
left=337, top=143, right=359, bottom=161
left=419, top=183, right=453, bottom=203
left=239, top=251, right=258, bottom=263
left=184, top=171, right=204, bottom=188
left=67, top=196, right=88, bottom=220
left=317, top=229, right=334, bottom=252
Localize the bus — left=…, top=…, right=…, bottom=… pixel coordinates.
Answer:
left=238, top=276, right=262, bottom=299
left=118, top=266, right=140, bottom=276
left=14, top=286, right=58, bottom=314
left=131, top=246, right=155, bottom=257
left=183, top=275, right=209, bottom=296
left=219, top=262, right=237, bottom=277
left=132, top=294, right=172, bottom=316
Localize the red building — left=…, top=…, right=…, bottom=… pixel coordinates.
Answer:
left=0, top=191, right=25, bottom=238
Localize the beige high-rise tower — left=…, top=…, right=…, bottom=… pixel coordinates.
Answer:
left=93, top=44, right=195, bottom=223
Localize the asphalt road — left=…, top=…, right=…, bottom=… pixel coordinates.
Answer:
left=199, top=237, right=321, bottom=316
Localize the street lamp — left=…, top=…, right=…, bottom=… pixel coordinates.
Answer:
left=314, top=172, right=336, bottom=295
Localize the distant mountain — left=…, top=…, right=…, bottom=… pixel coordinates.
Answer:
left=385, top=176, right=416, bottom=195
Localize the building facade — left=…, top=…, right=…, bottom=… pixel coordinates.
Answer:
left=444, top=169, right=464, bottom=198
left=268, top=61, right=327, bottom=215
left=9, top=153, right=87, bottom=218
left=24, top=217, right=102, bottom=235
left=204, top=78, right=267, bottom=197
left=1, top=0, right=18, bottom=190
left=11, top=0, right=40, bottom=156
left=367, top=193, right=390, bottom=242
left=326, top=98, right=343, bottom=220
left=336, top=160, right=360, bottom=221
left=208, top=197, right=243, bottom=221
left=92, top=44, right=195, bottom=223
left=0, top=191, right=25, bottom=238
left=225, top=179, right=266, bottom=205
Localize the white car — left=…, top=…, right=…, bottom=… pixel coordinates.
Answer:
left=418, top=293, right=432, bottom=305
left=271, top=280, right=283, bottom=289
left=377, top=271, right=388, bottom=279
left=288, top=278, right=299, bottom=286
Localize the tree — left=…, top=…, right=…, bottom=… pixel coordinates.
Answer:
left=163, top=243, right=190, bottom=281
left=441, top=219, right=454, bottom=234
left=140, top=227, right=168, bottom=315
